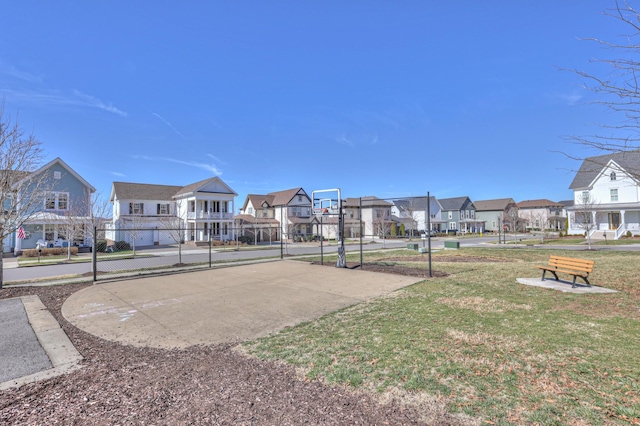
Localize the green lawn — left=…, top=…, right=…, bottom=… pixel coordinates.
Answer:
left=243, top=247, right=640, bottom=425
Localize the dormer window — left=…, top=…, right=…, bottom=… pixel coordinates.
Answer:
left=610, top=171, right=617, bottom=181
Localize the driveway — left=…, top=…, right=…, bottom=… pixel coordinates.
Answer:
left=62, top=260, right=423, bottom=349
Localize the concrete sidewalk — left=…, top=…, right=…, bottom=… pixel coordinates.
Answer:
left=62, top=260, right=423, bottom=349
left=0, top=295, right=83, bottom=390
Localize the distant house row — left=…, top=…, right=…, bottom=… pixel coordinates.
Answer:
left=3, top=151, right=640, bottom=253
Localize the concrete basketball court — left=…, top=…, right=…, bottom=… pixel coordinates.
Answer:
left=62, top=261, right=423, bottom=349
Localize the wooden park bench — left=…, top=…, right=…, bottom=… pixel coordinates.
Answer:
left=535, top=255, right=595, bottom=288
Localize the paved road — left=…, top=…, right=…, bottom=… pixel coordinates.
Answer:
left=5, top=234, right=638, bottom=284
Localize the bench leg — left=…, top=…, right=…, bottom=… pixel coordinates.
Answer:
left=572, top=276, right=592, bottom=288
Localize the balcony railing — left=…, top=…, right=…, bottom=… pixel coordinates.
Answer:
left=187, top=211, right=234, bottom=220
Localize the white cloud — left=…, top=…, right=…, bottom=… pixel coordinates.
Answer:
left=152, top=112, right=185, bottom=138
left=0, top=87, right=127, bottom=117
left=134, top=155, right=223, bottom=176
left=73, top=90, right=127, bottom=117
left=110, top=171, right=126, bottom=177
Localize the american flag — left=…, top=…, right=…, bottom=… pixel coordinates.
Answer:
left=17, top=226, right=26, bottom=240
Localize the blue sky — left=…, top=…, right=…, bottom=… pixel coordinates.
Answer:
left=0, top=1, right=627, bottom=209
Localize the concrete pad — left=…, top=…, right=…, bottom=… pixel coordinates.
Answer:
left=516, top=278, right=618, bottom=294
left=62, top=260, right=422, bottom=349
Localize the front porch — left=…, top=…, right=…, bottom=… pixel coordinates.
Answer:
left=568, top=203, right=640, bottom=239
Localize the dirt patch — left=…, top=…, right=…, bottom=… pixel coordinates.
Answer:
left=0, top=283, right=470, bottom=425
left=313, top=262, right=449, bottom=278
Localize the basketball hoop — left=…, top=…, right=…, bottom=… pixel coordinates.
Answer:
left=312, top=207, right=328, bottom=216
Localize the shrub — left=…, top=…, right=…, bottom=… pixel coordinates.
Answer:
left=22, top=247, right=78, bottom=257
left=627, top=230, right=632, bottom=238
left=558, top=231, right=563, bottom=238
left=238, top=236, right=253, bottom=245
left=115, top=241, right=131, bottom=251
left=96, top=240, right=107, bottom=252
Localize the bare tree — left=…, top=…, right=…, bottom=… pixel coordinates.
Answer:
left=573, top=192, right=599, bottom=249
left=567, top=1, right=640, bottom=177
left=0, top=104, right=49, bottom=288
left=157, top=199, right=183, bottom=264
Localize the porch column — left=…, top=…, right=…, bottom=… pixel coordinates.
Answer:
left=621, top=210, right=626, bottom=228
left=592, top=211, right=597, bottom=230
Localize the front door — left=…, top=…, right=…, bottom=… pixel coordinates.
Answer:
left=609, top=212, right=621, bottom=230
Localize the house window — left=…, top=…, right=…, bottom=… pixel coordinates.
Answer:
left=45, top=192, right=69, bottom=210
left=129, top=203, right=144, bottom=215
left=448, top=211, right=453, bottom=220
left=610, top=188, right=619, bottom=202
left=53, top=171, right=61, bottom=179
left=610, top=171, right=617, bottom=181
left=157, top=204, right=170, bottom=215
left=44, top=224, right=55, bottom=241
left=262, top=207, right=268, bottom=218
left=581, top=191, right=590, bottom=203
left=449, top=222, right=456, bottom=230
left=298, top=195, right=303, bottom=202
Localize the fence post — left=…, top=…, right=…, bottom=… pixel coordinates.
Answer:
left=92, top=226, right=97, bottom=282
left=209, top=230, right=212, bottom=268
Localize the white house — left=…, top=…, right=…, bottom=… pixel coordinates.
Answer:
left=391, top=196, right=444, bottom=235
left=567, top=151, right=640, bottom=239
left=108, top=177, right=237, bottom=246
left=517, top=199, right=565, bottom=231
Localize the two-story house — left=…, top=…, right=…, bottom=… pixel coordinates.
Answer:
left=342, top=196, right=393, bottom=238
left=109, top=176, right=236, bottom=246
left=517, top=199, right=566, bottom=231
left=236, top=188, right=312, bottom=242
left=4, top=157, right=96, bottom=254
left=391, top=196, right=444, bottom=235
left=474, top=198, right=517, bottom=232
left=567, top=150, right=640, bottom=239
left=438, top=196, right=483, bottom=233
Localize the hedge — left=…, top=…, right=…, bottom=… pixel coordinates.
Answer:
left=22, top=247, right=78, bottom=257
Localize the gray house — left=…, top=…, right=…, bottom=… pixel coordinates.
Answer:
left=439, top=196, right=484, bottom=233
left=474, top=198, right=517, bottom=232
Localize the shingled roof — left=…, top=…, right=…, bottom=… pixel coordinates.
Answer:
left=569, top=150, right=640, bottom=189
left=517, top=199, right=563, bottom=209
left=111, top=182, right=182, bottom=201
left=438, top=196, right=472, bottom=211
left=474, top=198, right=515, bottom=212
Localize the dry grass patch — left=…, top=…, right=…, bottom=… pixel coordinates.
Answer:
left=437, top=296, right=532, bottom=313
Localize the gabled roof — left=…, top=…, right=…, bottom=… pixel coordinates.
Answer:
left=569, top=150, right=640, bottom=189
left=517, top=199, right=564, bottom=209
left=111, top=176, right=237, bottom=202
left=111, top=182, right=182, bottom=201
left=174, top=176, right=237, bottom=197
left=439, top=196, right=472, bottom=211
left=474, top=198, right=516, bottom=212
left=240, top=188, right=309, bottom=212
left=269, top=188, right=309, bottom=206
left=343, top=196, right=392, bottom=208
left=242, top=194, right=276, bottom=211
left=393, top=196, right=440, bottom=212
left=16, top=157, right=96, bottom=192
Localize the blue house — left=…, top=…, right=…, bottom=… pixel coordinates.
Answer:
left=4, top=158, right=96, bottom=254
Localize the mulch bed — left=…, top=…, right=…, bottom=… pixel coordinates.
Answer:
left=0, top=283, right=469, bottom=425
